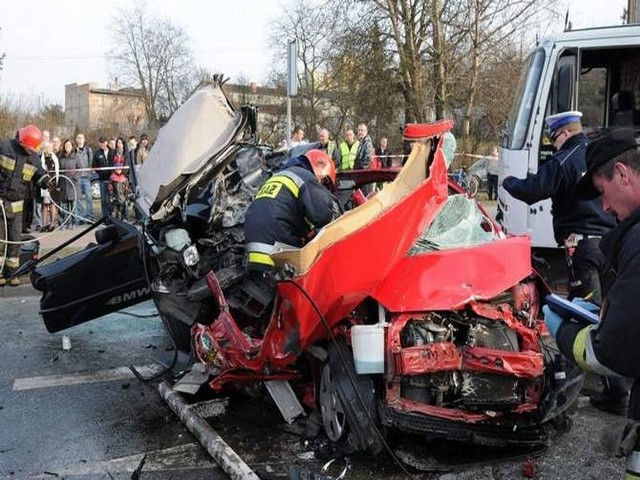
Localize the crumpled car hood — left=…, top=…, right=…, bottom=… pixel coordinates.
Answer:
left=136, top=83, right=244, bottom=215
left=271, top=136, right=532, bottom=351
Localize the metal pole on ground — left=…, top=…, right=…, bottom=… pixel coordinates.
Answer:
left=158, top=380, right=260, bottom=480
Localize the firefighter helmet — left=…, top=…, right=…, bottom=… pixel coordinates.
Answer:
left=305, top=149, right=336, bottom=190
left=17, top=124, right=44, bottom=153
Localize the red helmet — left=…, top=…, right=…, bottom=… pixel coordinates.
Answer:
left=305, top=149, right=336, bottom=190
left=17, top=124, right=44, bottom=153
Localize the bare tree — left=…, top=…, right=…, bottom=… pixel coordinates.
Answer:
left=451, top=0, right=554, bottom=149
left=360, top=0, right=433, bottom=123
left=268, top=0, right=355, bottom=139
left=329, top=22, right=403, bottom=142
left=110, top=2, right=196, bottom=127
left=268, top=0, right=559, bottom=149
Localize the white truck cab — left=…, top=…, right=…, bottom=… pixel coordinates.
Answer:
left=498, top=25, right=640, bottom=252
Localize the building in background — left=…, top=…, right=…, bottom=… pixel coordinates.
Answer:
left=65, top=80, right=147, bottom=133
left=225, top=81, right=341, bottom=143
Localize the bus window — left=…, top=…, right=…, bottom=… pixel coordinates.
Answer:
left=504, top=48, right=545, bottom=150
left=579, top=67, right=608, bottom=130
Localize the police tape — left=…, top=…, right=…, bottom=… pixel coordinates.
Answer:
left=454, top=152, right=488, bottom=159
left=377, top=152, right=488, bottom=159
left=56, top=166, right=130, bottom=172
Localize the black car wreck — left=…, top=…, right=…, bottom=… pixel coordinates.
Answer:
left=29, top=79, right=585, bottom=464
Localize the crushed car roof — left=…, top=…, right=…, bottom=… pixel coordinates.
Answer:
left=136, top=82, right=244, bottom=215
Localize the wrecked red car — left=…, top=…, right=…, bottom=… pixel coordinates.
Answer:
left=32, top=80, right=583, bottom=454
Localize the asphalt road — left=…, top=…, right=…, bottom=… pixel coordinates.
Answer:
left=0, top=203, right=626, bottom=479
left=0, top=297, right=225, bottom=480
left=0, top=294, right=629, bottom=480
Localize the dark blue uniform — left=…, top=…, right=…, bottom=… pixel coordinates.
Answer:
left=244, top=156, right=334, bottom=270
left=503, top=133, right=614, bottom=246
left=505, top=132, right=627, bottom=405
left=503, top=133, right=616, bottom=301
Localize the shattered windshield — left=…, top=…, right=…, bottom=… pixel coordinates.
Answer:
left=409, top=194, right=498, bottom=254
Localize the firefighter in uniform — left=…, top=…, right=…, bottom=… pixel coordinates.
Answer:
left=503, top=111, right=628, bottom=412
left=543, top=128, right=640, bottom=478
left=0, top=125, right=50, bottom=286
left=244, top=149, right=337, bottom=272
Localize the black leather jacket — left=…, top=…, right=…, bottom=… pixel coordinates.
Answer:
left=557, top=207, right=640, bottom=419
left=503, top=133, right=615, bottom=245
left=93, top=148, right=111, bottom=181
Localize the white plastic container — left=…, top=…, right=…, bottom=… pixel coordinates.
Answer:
left=351, top=324, right=385, bottom=374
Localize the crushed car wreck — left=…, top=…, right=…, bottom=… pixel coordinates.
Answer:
left=31, top=79, right=584, bottom=457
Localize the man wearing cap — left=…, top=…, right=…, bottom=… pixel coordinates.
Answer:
left=504, top=111, right=615, bottom=299
left=503, top=111, right=627, bottom=413
left=543, top=127, right=640, bottom=476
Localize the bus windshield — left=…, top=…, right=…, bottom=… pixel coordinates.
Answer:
left=504, top=48, right=546, bottom=150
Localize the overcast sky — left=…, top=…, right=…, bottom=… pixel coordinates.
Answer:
left=0, top=0, right=628, bottom=106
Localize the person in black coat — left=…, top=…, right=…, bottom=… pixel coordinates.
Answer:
left=0, top=125, right=51, bottom=286
left=375, top=136, right=393, bottom=168
left=92, top=136, right=111, bottom=218
left=544, top=128, right=640, bottom=477
left=503, top=111, right=626, bottom=412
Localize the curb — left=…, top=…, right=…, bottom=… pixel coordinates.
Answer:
left=0, top=272, right=40, bottom=297
left=0, top=283, right=39, bottom=298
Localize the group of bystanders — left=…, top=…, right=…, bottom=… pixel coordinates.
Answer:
left=22, top=131, right=151, bottom=232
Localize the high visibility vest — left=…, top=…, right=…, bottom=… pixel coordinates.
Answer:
left=339, top=141, right=360, bottom=170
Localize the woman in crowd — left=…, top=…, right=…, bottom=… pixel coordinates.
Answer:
left=58, top=139, right=80, bottom=229
left=135, top=133, right=150, bottom=165
left=40, top=142, right=60, bottom=231
left=108, top=137, right=129, bottom=219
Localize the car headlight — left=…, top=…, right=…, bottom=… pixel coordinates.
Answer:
left=183, top=245, right=199, bottom=267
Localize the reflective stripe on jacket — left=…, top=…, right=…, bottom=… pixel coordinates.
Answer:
left=0, top=139, right=48, bottom=202
left=244, top=164, right=335, bottom=269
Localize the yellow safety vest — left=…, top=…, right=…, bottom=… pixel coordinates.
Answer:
left=339, top=141, right=360, bottom=170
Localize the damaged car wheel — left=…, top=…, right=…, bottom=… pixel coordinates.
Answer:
left=319, top=360, right=347, bottom=442
left=320, top=340, right=383, bottom=454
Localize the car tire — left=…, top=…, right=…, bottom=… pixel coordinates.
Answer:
left=321, top=339, right=383, bottom=453
left=91, top=180, right=101, bottom=200
left=319, top=360, right=348, bottom=442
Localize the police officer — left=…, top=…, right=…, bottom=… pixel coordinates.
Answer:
left=502, top=111, right=627, bottom=412
left=244, top=149, right=336, bottom=272
left=543, top=128, right=640, bottom=478
left=0, top=125, right=51, bottom=286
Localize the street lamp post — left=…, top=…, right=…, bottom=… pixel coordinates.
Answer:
left=287, top=39, right=298, bottom=146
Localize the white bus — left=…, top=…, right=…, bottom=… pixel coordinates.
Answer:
left=497, top=25, right=640, bottom=277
